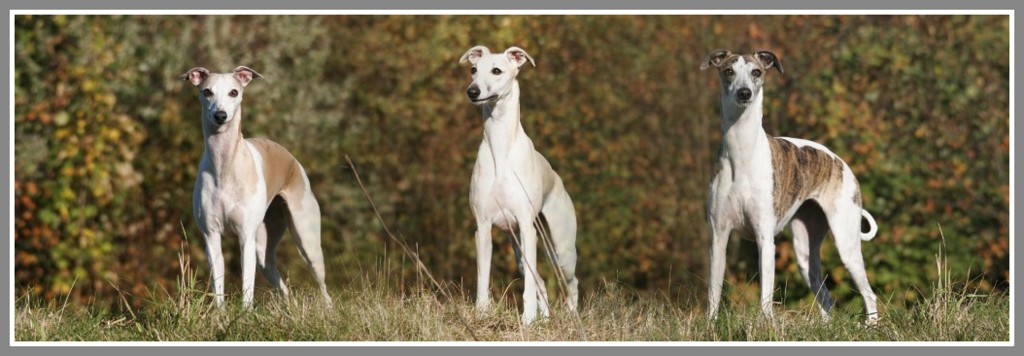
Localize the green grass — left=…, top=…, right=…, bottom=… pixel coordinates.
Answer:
left=14, top=258, right=1009, bottom=342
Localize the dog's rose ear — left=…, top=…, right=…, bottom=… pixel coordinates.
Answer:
left=504, top=46, right=535, bottom=68
left=460, top=46, right=490, bottom=65
left=754, top=50, right=784, bottom=74
left=700, top=49, right=731, bottom=71
left=179, top=67, right=210, bottom=86
left=233, top=66, right=263, bottom=87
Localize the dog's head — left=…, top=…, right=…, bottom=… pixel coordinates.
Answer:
left=700, top=49, right=783, bottom=107
left=179, top=66, right=262, bottom=127
left=459, top=45, right=535, bottom=106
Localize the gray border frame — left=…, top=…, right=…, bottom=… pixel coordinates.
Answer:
left=4, top=0, right=1018, bottom=355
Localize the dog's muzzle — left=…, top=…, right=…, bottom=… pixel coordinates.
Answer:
left=733, top=87, right=756, bottom=105
left=736, top=88, right=753, bottom=103
left=466, top=85, right=497, bottom=104
left=213, top=110, right=228, bottom=125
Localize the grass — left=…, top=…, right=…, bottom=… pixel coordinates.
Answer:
left=14, top=163, right=1009, bottom=342
left=13, top=229, right=1010, bottom=342
left=12, top=270, right=1010, bottom=342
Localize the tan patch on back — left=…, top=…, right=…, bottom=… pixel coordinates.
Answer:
left=769, top=136, right=845, bottom=219
left=247, top=138, right=304, bottom=204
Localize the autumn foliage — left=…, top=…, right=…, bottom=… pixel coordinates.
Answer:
left=14, top=15, right=1009, bottom=310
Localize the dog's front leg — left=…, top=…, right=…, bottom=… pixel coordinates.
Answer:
left=707, top=217, right=732, bottom=320
left=474, top=220, right=493, bottom=312
left=518, top=217, right=547, bottom=325
left=240, top=227, right=258, bottom=308
left=203, top=232, right=227, bottom=308
left=755, top=224, right=777, bottom=320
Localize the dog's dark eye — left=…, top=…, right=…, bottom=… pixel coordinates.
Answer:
left=752, top=69, right=763, bottom=77
left=471, top=67, right=477, bottom=74
left=229, top=89, right=238, bottom=97
left=723, top=68, right=735, bottom=76
left=203, top=89, right=213, bottom=97
left=491, top=68, right=502, bottom=75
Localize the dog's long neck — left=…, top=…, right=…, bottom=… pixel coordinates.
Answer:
left=201, top=106, right=252, bottom=181
left=481, top=80, right=526, bottom=177
left=720, top=89, right=768, bottom=161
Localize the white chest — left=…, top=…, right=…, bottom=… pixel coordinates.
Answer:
left=707, top=142, right=776, bottom=229
left=470, top=147, right=544, bottom=231
left=192, top=147, right=269, bottom=235
left=473, top=177, right=526, bottom=230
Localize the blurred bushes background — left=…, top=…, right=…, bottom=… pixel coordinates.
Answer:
left=14, top=15, right=1009, bottom=311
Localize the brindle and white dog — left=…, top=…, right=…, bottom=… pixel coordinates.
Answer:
left=701, top=50, right=879, bottom=324
left=181, top=66, right=331, bottom=308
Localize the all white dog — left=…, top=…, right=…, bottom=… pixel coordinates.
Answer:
left=701, top=50, right=879, bottom=324
left=181, top=66, right=331, bottom=308
left=459, top=46, right=579, bottom=325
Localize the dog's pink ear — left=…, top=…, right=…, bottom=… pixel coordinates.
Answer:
left=233, top=66, right=263, bottom=87
left=179, top=67, right=210, bottom=86
left=504, top=46, right=535, bottom=68
left=459, top=45, right=490, bottom=65
left=700, top=49, right=731, bottom=71
left=754, top=50, right=784, bottom=74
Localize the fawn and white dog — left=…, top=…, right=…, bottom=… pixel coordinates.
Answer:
left=701, top=50, right=879, bottom=324
left=459, top=46, right=579, bottom=325
left=181, top=66, right=331, bottom=308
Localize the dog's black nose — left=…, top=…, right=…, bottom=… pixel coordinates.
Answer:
left=737, top=88, right=752, bottom=101
left=467, top=86, right=480, bottom=100
left=213, top=111, right=228, bottom=124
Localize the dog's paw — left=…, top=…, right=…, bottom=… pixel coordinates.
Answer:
left=474, top=302, right=492, bottom=316
left=521, top=312, right=539, bottom=326
left=861, top=313, right=881, bottom=328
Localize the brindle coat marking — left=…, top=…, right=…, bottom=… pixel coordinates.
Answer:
left=768, top=136, right=847, bottom=220
left=703, top=50, right=784, bottom=88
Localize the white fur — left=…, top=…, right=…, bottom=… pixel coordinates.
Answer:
left=460, top=46, right=579, bottom=325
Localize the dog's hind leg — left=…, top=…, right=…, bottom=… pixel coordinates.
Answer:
left=790, top=202, right=834, bottom=319
left=284, top=178, right=331, bottom=306
left=540, top=180, right=579, bottom=312
left=829, top=201, right=878, bottom=324
left=256, top=196, right=291, bottom=297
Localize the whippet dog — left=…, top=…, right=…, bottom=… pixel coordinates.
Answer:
left=701, top=50, right=879, bottom=324
left=459, top=46, right=579, bottom=325
left=181, top=66, right=331, bottom=308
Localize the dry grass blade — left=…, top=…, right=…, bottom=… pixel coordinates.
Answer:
left=344, top=154, right=479, bottom=341
left=57, top=275, right=79, bottom=325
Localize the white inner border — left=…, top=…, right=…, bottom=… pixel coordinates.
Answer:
left=7, top=8, right=1015, bottom=348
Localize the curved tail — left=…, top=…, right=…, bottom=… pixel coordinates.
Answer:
left=860, top=210, right=878, bottom=241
